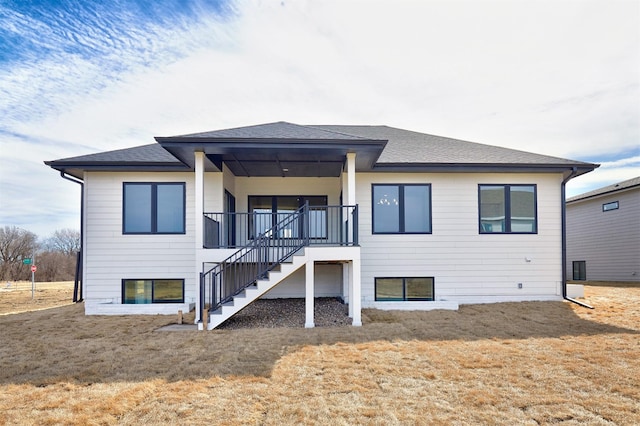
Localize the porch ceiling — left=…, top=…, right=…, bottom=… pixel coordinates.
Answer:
left=210, top=149, right=345, bottom=177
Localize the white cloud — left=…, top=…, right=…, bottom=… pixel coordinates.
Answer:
left=1, top=0, right=638, bottom=235
left=566, top=155, right=640, bottom=197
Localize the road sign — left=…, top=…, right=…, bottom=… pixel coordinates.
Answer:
left=31, top=265, right=37, bottom=273
left=23, top=258, right=32, bottom=265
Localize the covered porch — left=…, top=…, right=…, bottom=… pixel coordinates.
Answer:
left=154, top=123, right=384, bottom=329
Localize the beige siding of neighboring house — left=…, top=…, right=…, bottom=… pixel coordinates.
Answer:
left=83, top=171, right=196, bottom=314
left=566, top=187, right=640, bottom=282
left=355, top=172, right=564, bottom=307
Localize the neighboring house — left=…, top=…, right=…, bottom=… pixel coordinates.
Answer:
left=46, top=122, right=597, bottom=330
left=566, top=176, right=640, bottom=283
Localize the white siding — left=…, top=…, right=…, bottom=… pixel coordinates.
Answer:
left=261, top=263, right=343, bottom=299
left=83, top=172, right=197, bottom=314
left=356, top=173, right=564, bottom=306
left=566, top=187, right=640, bottom=282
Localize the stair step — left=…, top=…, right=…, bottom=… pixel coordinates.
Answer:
left=205, top=248, right=309, bottom=330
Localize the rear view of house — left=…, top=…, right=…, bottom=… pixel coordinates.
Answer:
left=567, top=177, right=640, bottom=282
left=46, top=122, right=597, bottom=329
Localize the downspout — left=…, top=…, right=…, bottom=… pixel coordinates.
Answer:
left=60, top=172, right=84, bottom=302
left=561, top=167, right=593, bottom=309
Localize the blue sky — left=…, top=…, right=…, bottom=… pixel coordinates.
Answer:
left=1, top=0, right=638, bottom=237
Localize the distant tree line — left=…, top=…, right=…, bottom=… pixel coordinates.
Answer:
left=0, top=226, right=80, bottom=282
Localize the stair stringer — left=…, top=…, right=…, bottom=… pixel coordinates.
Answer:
left=207, top=250, right=309, bottom=330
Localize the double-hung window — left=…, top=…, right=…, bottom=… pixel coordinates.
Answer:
left=479, top=184, right=537, bottom=234
left=123, top=182, right=185, bottom=234
left=372, top=184, right=431, bottom=234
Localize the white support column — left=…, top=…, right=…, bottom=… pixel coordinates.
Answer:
left=351, top=257, right=362, bottom=326
left=342, top=263, right=349, bottom=304
left=305, top=260, right=315, bottom=328
left=195, top=152, right=205, bottom=249
left=346, top=152, right=361, bottom=326
left=346, top=152, right=356, bottom=206
left=347, top=261, right=354, bottom=317
left=194, top=151, right=205, bottom=326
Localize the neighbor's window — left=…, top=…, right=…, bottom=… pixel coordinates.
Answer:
left=572, top=261, right=586, bottom=281
left=372, top=184, right=431, bottom=234
left=479, top=184, right=537, bottom=233
left=123, top=183, right=185, bottom=234
left=122, top=279, right=184, bottom=304
left=602, top=201, right=619, bottom=212
left=375, top=277, right=434, bottom=301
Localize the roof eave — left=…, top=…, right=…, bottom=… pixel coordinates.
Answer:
left=370, top=163, right=598, bottom=175
left=567, top=182, right=640, bottom=203
left=45, top=162, right=190, bottom=179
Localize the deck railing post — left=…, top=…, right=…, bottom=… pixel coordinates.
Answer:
left=198, top=272, right=204, bottom=324
left=304, top=201, right=310, bottom=246
left=352, top=205, right=359, bottom=246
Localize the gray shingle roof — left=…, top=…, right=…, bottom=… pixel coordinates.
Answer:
left=46, top=122, right=598, bottom=176
left=170, top=121, right=371, bottom=141
left=46, top=144, right=183, bottom=165
left=313, top=125, right=590, bottom=166
left=567, top=176, right=640, bottom=202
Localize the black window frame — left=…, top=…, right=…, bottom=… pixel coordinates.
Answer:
left=478, top=184, right=538, bottom=234
left=572, top=261, right=587, bottom=281
left=375, top=277, right=435, bottom=301
left=122, top=182, right=186, bottom=235
left=247, top=195, right=328, bottom=239
left=122, top=279, right=185, bottom=304
left=371, top=184, right=432, bottom=234
left=602, top=201, right=619, bottom=212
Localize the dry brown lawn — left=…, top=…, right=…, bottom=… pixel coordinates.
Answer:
left=0, top=283, right=638, bottom=425
left=0, top=281, right=75, bottom=315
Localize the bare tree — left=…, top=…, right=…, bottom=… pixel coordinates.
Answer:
left=0, top=226, right=38, bottom=281
left=43, top=229, right=80, bottom=256
left=36, top=251, right=76, bottom=282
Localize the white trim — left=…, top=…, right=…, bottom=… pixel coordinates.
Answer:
left=86, top=301, right=195, bottom=315
left=365, top=301, right=459, bottom=311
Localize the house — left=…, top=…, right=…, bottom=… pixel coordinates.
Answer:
left=566, top=176, right=640, bottom=283
left=45, top=122, right=598, bottom=330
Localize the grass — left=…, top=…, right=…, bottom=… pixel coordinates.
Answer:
left=0, top=283, right=638, bottom=424
left=0, top=281, right=75, bottom=315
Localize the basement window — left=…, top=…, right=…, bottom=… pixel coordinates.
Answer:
left=122, top=279, right=184, bottom=304
left=375, top=277, right=434, bottom=301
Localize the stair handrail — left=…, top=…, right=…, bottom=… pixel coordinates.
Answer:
left=199, top=202, right=310, bottom=321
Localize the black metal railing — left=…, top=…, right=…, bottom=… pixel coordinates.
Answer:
left=199, top=204, right=310, bottom=322
left=203, top=205, right=358, bottom=248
